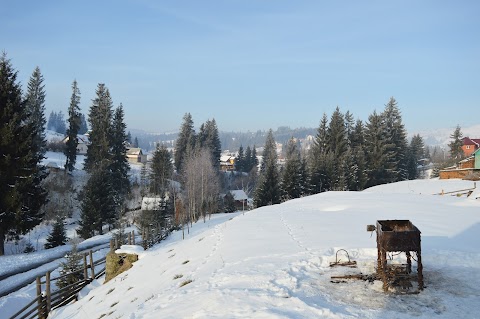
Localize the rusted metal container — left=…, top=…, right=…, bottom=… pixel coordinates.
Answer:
left=375, top=219, right=423, bottom=293
left=376, top=220, right=421, bottom=252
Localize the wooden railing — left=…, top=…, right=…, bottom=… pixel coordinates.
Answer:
left=9, top=250, right=106, bottom=319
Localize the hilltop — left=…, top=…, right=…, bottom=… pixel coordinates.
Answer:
left=48, top=179, right=480, bottom=319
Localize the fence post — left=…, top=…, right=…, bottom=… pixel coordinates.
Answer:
left=132, top=230, right=135, bottom=245
left=45, top=271, right=51, bottom=314
left=128, top=232, right=132, bottom=245
left=110, top=239, right=114, bottom=252
left=36, top=276, right=43, bottom=318
left=89, top=250, right=95, bottom=279
left=83, top=253, right=88, bottom=279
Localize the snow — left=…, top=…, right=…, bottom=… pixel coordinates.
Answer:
left=230, top=189, right=248, bottom=201
left=35, top=179, right=480, bottom=319
left=115, top=245, right=145, bottom=256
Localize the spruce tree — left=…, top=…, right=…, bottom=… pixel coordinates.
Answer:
left=236, top=145, right=245, bottom=172
left=254, top=130, right=280, bottom=207
left=47, top=111, right=56, bottom=130
left=56, top=111, right=67, bottom=134
left=407, top=134, right=426, bottom=179
left=150, top=144, right=173, bottom=195
left=78, top=168, right=116, bottom=238
left=281, top=138, right=302, bottom=200
left=110, top=104, right=131, bottom=203
left=45, top=217, right=68, bottom=249
left=57, top=242, right=83, bottom=289
left=448, top=125, right=463, bottom=160
left=196, top=119, right=221, bottom=169
left=64, top=80, right=81, bottom=172
left=84, top=83, right=113, bottom=172
left=327, top=107, right=348, bottom=190
left=224, top=191, right=236, bottom=213
left=244, top=146, right=251, bottom=172
left=79, top=113, right=88, bottom=134
left=175, top=113, right=195, bottom=172
left=309, top=113, right=329, bottom=194
left=364, top=111, right=394, bottom=188
left=0, top=53, right=46, bottom=255
left=25, top=66, right=47, bottom=157
left=381, top=97, right=408, bottom=182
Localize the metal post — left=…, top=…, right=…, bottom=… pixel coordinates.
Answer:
left=132, top=230, right=135, bottom=245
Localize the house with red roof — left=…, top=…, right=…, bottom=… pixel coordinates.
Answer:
left=462, top=137, right=480, bottom=157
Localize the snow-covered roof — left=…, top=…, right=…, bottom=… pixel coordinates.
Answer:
left=220, top=155, right=233, bottom=163
left=127, top=148, right=143, bottom=156
left=230, top=190, right=248, bottom=201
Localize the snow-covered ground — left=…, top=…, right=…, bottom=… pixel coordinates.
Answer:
left=35, top=179, right=480, bottom=319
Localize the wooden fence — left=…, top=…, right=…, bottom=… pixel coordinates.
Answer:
left=9, top=250, right=106, bottom=319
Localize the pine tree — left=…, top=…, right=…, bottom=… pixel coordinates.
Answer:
left=150, top=144, right=173, bottom=195
left=24, top=66, right=47, bottom=157
left=78, top=168, right=116, bottom=238
left=224, top=191, right=236, bottom=213
left=254, top=130, right=280, bottom=207
left=110, top=104, right=131, bottom=203
left=196, top=119, right=221, bottom=169
left=84, top=83, right=113, bottom=172
left=448, top=125, right=463, bottom=160
left=45, top=217, right=68, bottom=249
left=236, top=145, right=245, bottom=172
left=0, top=53, right=46, bottom=255
left=364, top=111, right=394, bottom=188
left=382, top=97, right=408, bottom=182
left=174, top=113, right=196, bottom=172
left=133, top=136, right=139, bottom=148
left=64, top=80, right=81, bottom=172
left=281, top=138, right=302, bottom=200
left=79, top=113, right=88, bottom=134
left=309, top=113, right=330, bottom=194
left=57, top=242, right=83, bottom=289
left=47, top=111, right=56, bottom=130
left=327, top=107, right=348, bottom=190
left=140, top=162, right=149, bottom=197
left=56, top=111, right=67, bottom=134
left=407, top=134, right=425, bottom=179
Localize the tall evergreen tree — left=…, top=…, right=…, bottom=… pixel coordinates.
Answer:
left=327, top=107, right=348, bottom=190
left=78, top=168, right=116, bottom=238
left=47, top=111, right=57, bottom=130
left=254, top=130, right=280, bottom=207
left=407, top=134, right=426, bottom=180
left=364, top=111, right=394, bottom=188
left=197, top=119, right=221, bottom=168
left=448, top=125, right=463, bottom=160
left=56, top=111, right=67, bottom=134
left=281, top=137, right=302, bottom=200
left=309, top=113, right=331, bottom=193
left=79, top=113, right=88, bottom=134
left=84, top=83, right=113, bottom=172
left=381, top=97, right=408, bottom=182
left=0, top=54, right=46, bottom=255
left=174, top=113, right=195, bottom=172
left=236, top=145, right=245, bottom=172
left=150, top=144, right=173, bottom=195
left=110, top=104, right=131, bottom=203
left=64, top=80, right=81, bottom=172
left=25, top=66, right=47, bottom=157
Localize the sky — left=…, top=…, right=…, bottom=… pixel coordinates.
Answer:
left=1, top=1, right=479, bottom=133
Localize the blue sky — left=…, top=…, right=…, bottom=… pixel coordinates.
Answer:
left=2, top=1, right=479, bottom=133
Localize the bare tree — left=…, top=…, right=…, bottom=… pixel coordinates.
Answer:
left=182, top=148, right=220, bottom=224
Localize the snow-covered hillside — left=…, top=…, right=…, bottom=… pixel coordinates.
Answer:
left=45, top=179, right=480, bottom=319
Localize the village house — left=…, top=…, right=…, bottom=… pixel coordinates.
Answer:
left=126, top=147, right=148, bottom=164
left=229, top=190, right=249, bottom=211
left=462, top=137, right=480, bottom=157
left=220, top=155, right=235, bottom=172
left=440, top=148, right=480, bottom=180
left=61, top=135, right=89, bottom=155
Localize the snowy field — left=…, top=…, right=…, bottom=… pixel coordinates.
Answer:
left=36, top=179, right=480, bottom=319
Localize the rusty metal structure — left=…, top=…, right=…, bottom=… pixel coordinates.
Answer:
left=373, top=220, right=424, bottom=293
